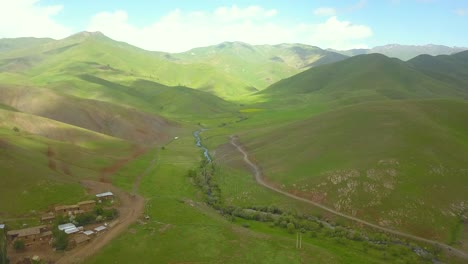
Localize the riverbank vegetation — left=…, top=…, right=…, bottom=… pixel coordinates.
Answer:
left=188, top=158, right=442, bottom=263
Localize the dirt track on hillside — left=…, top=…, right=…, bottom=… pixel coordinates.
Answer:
left=56, top=180, right=144, bottom=264
left=230, top=135, right=468, bottom=260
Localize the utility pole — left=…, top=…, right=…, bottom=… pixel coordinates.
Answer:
left=295, top=232, right=302, bottom=249
left=299, top=232, right=302, bottom=249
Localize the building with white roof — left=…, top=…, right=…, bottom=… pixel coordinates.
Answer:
left=64, top=227, right=80, bottom=235
left=83, top=230, right=94, bottom=236
left=94, top=226, right=107, bottom=232
left=96, top=192, right=113, bottom=198
left=58, top=223, right=76, bottom=231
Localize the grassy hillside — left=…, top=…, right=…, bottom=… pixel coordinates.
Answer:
left=171, top=42, right=347, bottom=96
left=1, top=33, right=467, bottom=262
left=0, top=108, right=136, bottom=218
left=0, top=85, right=178, bottom=144
left=0, top=32, right=346, bottom=99
left=408, top=51, right=468, bottom=93
left=86, top=129, right=434, bottom=264
left=236, top=99, right=468, bottom=244
left=260, top=53, right=465, bottom=107
left=0, top=37, right=53, bottom=53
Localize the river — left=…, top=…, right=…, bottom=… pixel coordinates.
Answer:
left=193, top=129, right=212, bottom=163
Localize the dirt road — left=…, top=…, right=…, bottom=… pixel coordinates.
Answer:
left=230, top=135, right=468, bottom=260
left=56, top=180, right=144, bottom=264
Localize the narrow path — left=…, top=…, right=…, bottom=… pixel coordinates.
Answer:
left=132, top=154, right=158, bottom=195
left=230, top=135, right=468, bottom=260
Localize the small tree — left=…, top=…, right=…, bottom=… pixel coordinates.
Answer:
left=287, top=222, right=295, bottom=234
left=52, top=228, right=68, bottom=250
left=95, top=205, right=104, bottom=215
left=13, top=240, right=24, bottom=251
left=12, top=127, right=19, bottom=133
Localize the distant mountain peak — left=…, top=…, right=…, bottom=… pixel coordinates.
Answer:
left=73, top=31, right=105, bottom=37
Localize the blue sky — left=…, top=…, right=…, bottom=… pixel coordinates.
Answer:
left=0, top=0, right=467, bottom=52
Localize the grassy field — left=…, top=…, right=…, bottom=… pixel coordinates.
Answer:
left=227, top=99, right=468, bottom=245
left=87, top=127, right=437, bottom=264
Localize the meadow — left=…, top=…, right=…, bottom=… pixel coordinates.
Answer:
left=87, top=127, right=440, bottom=264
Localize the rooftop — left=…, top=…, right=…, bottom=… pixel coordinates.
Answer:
left=94, top=226, right=107, bottom=232
left=96, top=192, right=114, bottom=198
left=7, top=225, right=47, bottom=237
left=55, top=205, right=79, bottom=211
left=41, top=214, right=55, bottom=220
left=58, top=223, right=76, bottom=231
left=78, top=200, right=96, bottom=205
left=41, top=231, right=53, bottom=237
left=64, top=227, right=80, bottom=234
left=73, top=234, right=90, bottom=244
left=83, top=230, right=94, bottom=236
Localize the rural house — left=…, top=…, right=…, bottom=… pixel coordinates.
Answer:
left=96, top=192, right=114, bottom=201
left=40, top=213, right=55, bottom=224
left=69, top=233, right=90, bottom=248
left=54, top=204, right=82, bottom=216
left=7, top=225, right=51, bottom=245
left=78, top=200, right=96, bottom=212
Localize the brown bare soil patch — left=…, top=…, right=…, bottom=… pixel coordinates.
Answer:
left=99, top=147, right=147, bottom=182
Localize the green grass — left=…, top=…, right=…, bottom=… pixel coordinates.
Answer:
left=1, top=33, right=468, bottom=262
left=0, top=33, right=348, bottom=99
left=0, top=109, right=135, bottom=219
left=87, top=128, right=432, bottom=264
left=260, top=53, right=466, bottom=107
left=232, top=99, right=468, bottom=244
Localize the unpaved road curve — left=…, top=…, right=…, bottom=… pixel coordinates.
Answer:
left=56, top=180, right=144, bottom=264
left=230, top=135, right=468, bottom=260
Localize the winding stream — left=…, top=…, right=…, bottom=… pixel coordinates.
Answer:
left=193, top=129, right=212, bottom=163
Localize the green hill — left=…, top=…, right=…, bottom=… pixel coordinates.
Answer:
left=0, top=108, right=135, bottom=216
left=334, top=44, right=467, bottom=61
left=0, top=32, right=347, bottom=99
left=1, top=32, right=467, bottom=263
left=0, top=37, right=53, bottom=53
left=408, top=51, right=468, bottom=92
left=171, top=42, right=347, bottom=96
left=260, top=53, right=465, bottom=106
left=237, top=99, right=468, bottom=243
left=0, top=85, right=179, bottom=144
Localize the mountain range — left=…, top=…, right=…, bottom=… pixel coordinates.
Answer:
left=332, top=44, right=467, bottom=61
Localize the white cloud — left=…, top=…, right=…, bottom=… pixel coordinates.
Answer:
left=454, top=8, right=467, bottom=16
left=313, top=7, right=337, bottom=16
left=0, top=0, right=72, bottom=39
left=346, top=0, right=367, bottom=12
left=87, top=6, right=372, bottom=52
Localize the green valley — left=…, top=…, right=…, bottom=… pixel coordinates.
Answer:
left=0, top=28, right=467, bottom=264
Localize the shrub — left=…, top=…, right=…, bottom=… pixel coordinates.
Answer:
left=52, top=228, right=68, bottom=250
left=13, top=240, right=24, bottom=251
left=102, top=208, right=119, bottom=220
left=287, top=222, right=295, bottom=234
left=75, top=213, right=95, bottom=226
